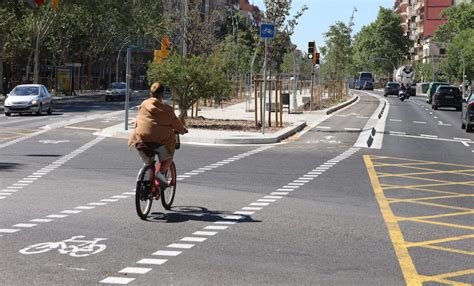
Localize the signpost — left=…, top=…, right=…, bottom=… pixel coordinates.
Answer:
left=260, top=23, right=275, bottom=135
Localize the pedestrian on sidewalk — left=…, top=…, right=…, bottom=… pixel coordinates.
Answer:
left=128, top=82, right=188, bottom=184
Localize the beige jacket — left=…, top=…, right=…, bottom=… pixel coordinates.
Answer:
left=128, top=97, right=186, bottom=155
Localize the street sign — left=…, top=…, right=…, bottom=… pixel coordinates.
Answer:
left=260, top=23, right=275, bottom=39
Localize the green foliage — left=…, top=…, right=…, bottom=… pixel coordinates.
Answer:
left=219, top=32, right=252, bottom=79
left=434, top=3, right=474, bottom=43
left=441, top=29, right=474, bottom=83
left=147, top=53, right=231, bottom=122
left=322, top=21, right=352, bottom=80
left=352, top=7, right=410, bottom=77
left=412, top=62, right=434, bottom=83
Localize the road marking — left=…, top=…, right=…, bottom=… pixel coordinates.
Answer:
left=317, top=126, right=331, bottom=129
left=413, top=121, right=426, bottom=124
left=390, top=133, right=474, bottom=146
left=99, top=147, right=362, bottom=285
left=0, top=229, right=20, bottom=233
left=13, top=224, right=37, bottom=228
left=30, top=219, right=53, bottom=223
left=420, top=134, right=438, bottom=138
left=136, top=259, right=167, bottom=265
left=344, top=127, right=361, bottom=131
left=46, top=214, right=68, bottom=218
left=119, top=267, right=152, bottom=274
left=99, top=277, right=135, bottom=284
left=364, top=156, right=420, bottom=285
left=64, top=126, right=100, bottom=131
left=152, top=250, right=181, bottom=256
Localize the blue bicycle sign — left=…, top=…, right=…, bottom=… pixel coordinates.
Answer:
left=260, top=23, right=275, bottom=39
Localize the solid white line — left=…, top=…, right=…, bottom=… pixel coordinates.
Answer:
left=193, top=231, right=217, bottom=236
left=344, top=127, right=361, bottom=131
left=167, top=243, right=194, bottom=249
left=181, top=237, right=207, bottom=242
left=137, top=258, right=167, bottom=265
left=317, top=126, right=331, bottom=129
left=454, top=137, right=471, bottom=141
left=99, top=277, right=135, bottom=284
left=420, top=134, right=438, bottom=138
left=153, top=250, right=182, bottom=256
left=461, top=141, right=469, bottom=147
left=64, top=126, right=100, bottom=131
left=13, top=223, right=37, bottom=228
left=389, top=131, right=406, bottom=135
left=119, top=267, right=152, bottom=274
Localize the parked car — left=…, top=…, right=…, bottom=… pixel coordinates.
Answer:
left=426, top=81, right=448, bottom=104
left=105, top=82, right=128, bottom=101
left=431, top=85, right=462, bottom=111
left=384, top=82, right=400, bottom=97
left=4, top=84, right=53, bottom=116
left=461, top=90, right=474, bottom=132
left=416, top=82, right=430, bottom=98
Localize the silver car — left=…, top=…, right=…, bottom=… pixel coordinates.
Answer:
left=4, top=84, right=53, bottom=116
left=105, top=82, right=128, bottom=101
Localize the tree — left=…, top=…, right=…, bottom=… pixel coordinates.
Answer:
left=322, top=21, right=352, bottom=80
left=352, top=7, right=410, bottom=77
left=434, top=3, right=474, bottom=43
left=147, top=52, right=230, bottom=124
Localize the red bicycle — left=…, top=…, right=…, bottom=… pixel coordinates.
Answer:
left=134, top=135, right=179, bottom=220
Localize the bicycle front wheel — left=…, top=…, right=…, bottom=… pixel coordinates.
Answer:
left=135, top=167, right=153, bottom=219
left=161, top=162, right=176, bottom=210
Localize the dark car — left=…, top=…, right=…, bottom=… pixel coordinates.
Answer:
left=461, top=90, right=474, bottom=132
left=384, top=82, right=400, bottom=97
left=431, top=85, right=462, bottom=111
left=426, top=81, right=448, bottom=104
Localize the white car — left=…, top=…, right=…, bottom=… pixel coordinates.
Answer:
left=4, top=84, right=53, bottom=116
left=105, top=82, right=128, bottom=101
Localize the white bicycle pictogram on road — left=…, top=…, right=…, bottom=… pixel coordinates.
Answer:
left=19, top=235, right=107, bottom=257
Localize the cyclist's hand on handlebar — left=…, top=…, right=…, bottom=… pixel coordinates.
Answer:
left=182, top=128, right=188, bottom=134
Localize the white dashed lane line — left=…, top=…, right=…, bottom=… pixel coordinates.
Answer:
left=0, top=145, right=274, bottom=236
left=99, top=147, right=360, bottom=284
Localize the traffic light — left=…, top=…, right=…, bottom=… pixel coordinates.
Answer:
left=315, top=52, right=320, bottom=65
left=307, top=41, right=315, bottom=60
left=34, top=0, right=45, bottom=5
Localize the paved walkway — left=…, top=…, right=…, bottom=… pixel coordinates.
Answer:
left=98, top=92, right=359, bottom=145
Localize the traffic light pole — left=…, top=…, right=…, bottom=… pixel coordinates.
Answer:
left=310, top=64, right=314, bottom=111
left=124, top=48, right=131, bottom=130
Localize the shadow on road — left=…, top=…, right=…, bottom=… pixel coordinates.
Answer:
left=0, top=162, right=22, bottom=172
left=147, top=205, right=261, bottom=224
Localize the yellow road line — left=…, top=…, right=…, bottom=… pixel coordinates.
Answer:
left=378, top=169, right=474, bottom=178
left=381, top=184, right=463, bottom=196
left=405, top=234, right=474, bottom=248
left=421, top=269, right=474, bottom=283
left=384, top=181, right=474, bottom=190
left=364, top=155, right=421, bottom=285
left=380, top=172, right=474, bottom=186
left=420, top=275, right=472, bottom=286
left=388, top=194, right=474, bottom=204
left=371, top=156, right=474, bottom=169
left=419, top=244, right=474, bottom=256
left=398, top=200, right=472, bottom=211
left=397, top=211, right=474, bottom=222
left=407, top=218, right=474, bottom=231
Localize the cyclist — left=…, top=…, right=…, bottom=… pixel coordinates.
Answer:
left=128, top=82, right=188, bottom=186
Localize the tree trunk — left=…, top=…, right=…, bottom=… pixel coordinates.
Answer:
left=178, top=107, right=187, bottom=125
left=33, top=34, right=41, bottom=84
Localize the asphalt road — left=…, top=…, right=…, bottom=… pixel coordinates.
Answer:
left=0, top=91, right=472, bottom=285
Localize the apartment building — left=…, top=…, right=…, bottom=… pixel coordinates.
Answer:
left=394, top=0, right=452, bottom=64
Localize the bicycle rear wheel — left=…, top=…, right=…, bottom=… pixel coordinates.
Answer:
left=135, top=167, right=153, bottom=220
left=161, top=162, right=176, bottom=210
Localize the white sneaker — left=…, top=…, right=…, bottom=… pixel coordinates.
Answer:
left=155, top=172, right=169, bottom=188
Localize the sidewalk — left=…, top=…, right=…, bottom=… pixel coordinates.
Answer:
left=97, top=92, right=359, bottom=145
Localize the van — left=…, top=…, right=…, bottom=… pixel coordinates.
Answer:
left=355, top=72, right=374, bottom=90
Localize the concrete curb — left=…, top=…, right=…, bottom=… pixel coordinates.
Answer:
left=325, top=93, right=359, bottom=115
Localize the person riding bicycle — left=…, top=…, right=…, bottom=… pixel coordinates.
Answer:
left=128, top=82, right=188, bottom=187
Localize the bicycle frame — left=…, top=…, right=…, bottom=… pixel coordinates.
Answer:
left=136, top=158, right=165, bottom=199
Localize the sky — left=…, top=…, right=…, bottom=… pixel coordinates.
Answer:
left=252, top=0, right=394, bottom=51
